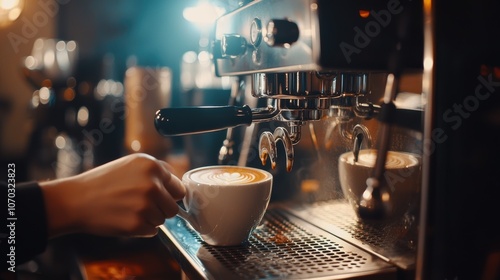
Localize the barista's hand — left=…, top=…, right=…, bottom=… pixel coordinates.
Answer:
left=40, top=153, right=186, bottom=238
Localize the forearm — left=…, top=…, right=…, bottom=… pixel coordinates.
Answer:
left=1, top=181, right=49, bottom=270
left=40, top=153, right=185, bottom=238
left=39, top=176, right=84, bottom=238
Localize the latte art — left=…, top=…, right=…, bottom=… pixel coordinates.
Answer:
left=196, top=171, right=256, bottom=185
left=347, top=149, right=419, bottom=169
left=188, top=166, right=268, bottom=185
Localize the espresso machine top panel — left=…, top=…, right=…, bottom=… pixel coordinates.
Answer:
left=213, top=0, right=423, bottom=76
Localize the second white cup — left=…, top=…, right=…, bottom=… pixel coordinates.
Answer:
left=339, top=149, right=422, bottom=220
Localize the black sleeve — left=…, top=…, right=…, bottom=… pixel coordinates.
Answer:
left=1, top=181, right=49, bottom=272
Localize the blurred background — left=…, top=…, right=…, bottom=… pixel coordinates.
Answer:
left=0, top=0, right=233, bottom=183
left=1, top=1, right=237, bottom=278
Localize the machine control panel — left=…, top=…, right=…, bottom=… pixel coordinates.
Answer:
left=212, top=0, right=423, bottom=76
left=213, top=0, right=318, bottom=76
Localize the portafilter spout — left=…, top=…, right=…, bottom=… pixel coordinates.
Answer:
left=352, top=124, right=372, bottom=162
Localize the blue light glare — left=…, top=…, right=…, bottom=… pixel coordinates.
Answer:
left=183, top=1, right=226, bottom=29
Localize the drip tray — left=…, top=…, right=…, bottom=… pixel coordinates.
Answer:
left=286, top=200, right=417, bottom=270
left=159, top=206, right=397, bottom=279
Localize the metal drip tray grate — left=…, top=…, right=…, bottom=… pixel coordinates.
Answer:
left=286, top=200, right=417, bottom=270
left=160, top=207, right=396, bottom=279
left=209, top=211, right=369, bottom=278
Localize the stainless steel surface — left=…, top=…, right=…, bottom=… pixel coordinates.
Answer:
left=160, top=204, right=398, bottom=280
left=259, top=126, right=295, bottom=171
left=165, top=0, right=423, bottom=170
left=213, top=0, right=319, bottom=75
left=213, top=0, right=422, bottom=75
left=155, top=0, right=500, bottom=277
left=157, top=0, right=423, bottom=277
left=251, top=72, right=340, bottom=99
left=250, top=72, right=372, bottom=124
left=287, top=201, right=417, bottom=270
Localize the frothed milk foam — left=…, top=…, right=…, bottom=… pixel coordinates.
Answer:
left=343, top=149, right=419, bottom=169
left=188, top=166, right=269, bottom=185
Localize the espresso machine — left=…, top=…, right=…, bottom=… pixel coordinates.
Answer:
left=155, top=0, right=500, bottom=279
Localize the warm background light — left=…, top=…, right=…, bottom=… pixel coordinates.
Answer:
left=0, top=0, right=24, bottom=27
left=359, top=10, right=370, bottom=18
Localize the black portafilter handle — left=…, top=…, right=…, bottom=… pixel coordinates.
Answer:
left=154, top=105, right=253, bottom=136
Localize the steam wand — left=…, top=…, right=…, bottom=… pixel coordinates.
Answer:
left=357, top=5, right=414, bottom=218
left=358, top=74, right=398, bottom=219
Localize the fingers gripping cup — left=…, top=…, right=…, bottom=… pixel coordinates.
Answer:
left=178, top=166, right=273, bottom=246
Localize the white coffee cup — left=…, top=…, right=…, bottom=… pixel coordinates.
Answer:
left=178, top=165, right=273, bottom=246
left=339, top=149, right=422, bottom=220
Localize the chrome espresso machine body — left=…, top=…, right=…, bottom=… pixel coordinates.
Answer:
left=155, top=0, right=500, bottom=279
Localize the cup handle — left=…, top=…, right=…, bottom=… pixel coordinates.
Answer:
left=176, top=203, right=198, bottom=230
